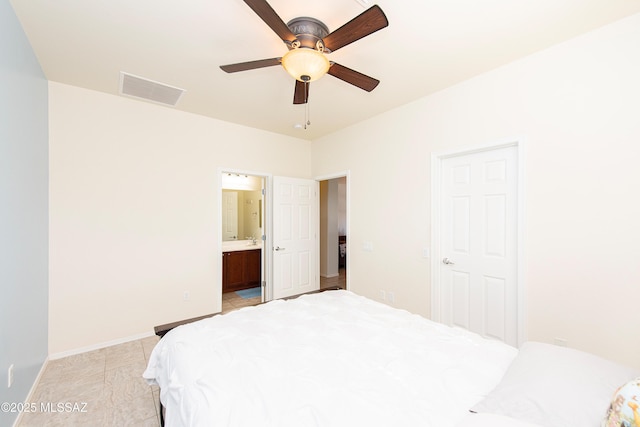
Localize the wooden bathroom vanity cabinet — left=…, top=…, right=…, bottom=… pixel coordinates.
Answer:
left=222, top=248, right=261, bottom=292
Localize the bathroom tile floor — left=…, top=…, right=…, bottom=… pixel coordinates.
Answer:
left=17, top=271, right=345, bottom=426
left=221, top=289, right=262, bottom=312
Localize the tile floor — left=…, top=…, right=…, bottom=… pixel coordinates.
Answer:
left=17, top=336, right=161, bottom=426
left=221, top=289, right=262, bottom=313
left=17, top=270, right=345, bottom=426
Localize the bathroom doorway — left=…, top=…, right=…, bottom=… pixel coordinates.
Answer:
left=220, top=172, right=266, bottom=313
left=319, top=175, right=347, bottom=291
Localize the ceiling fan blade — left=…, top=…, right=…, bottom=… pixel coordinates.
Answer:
left=328, top=63, right=380, bottom=92
left=322, top=5, right=388, bottom=53
left=293, top=80, right=310, bottom=104
left=243, top=0, right=297, bottom=44
left=220, top=58, right=281, bottom=73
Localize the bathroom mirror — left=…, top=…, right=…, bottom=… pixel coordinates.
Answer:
left=222, top=190, right=262, bottom=241
left=221, top=173, right=264, bottom=242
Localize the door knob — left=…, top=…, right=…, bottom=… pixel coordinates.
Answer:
left=274, top=246, right=285, bottom=251
left=442, top=257, right=455, bottom=265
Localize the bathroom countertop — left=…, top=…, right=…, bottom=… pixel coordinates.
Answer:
left=222, top=240, right=263, bottom=252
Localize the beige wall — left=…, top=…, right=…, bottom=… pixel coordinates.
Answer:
left=312, top=13, right=640, bottom=369
left=48, top=82, right=311, bottom=355
left=48, top=12, right=640, bottom=370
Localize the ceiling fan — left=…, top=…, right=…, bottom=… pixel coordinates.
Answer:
left=220, top=0, right=388, bottom=105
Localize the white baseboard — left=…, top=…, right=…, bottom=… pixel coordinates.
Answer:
left=48, top=330, right=156, bottom=360
left=12, top=357, right=49, bottom=427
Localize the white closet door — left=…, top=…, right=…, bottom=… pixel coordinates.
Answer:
left=439, top=145, right=519, bottom=346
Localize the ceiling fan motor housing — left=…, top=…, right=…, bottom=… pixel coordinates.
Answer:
left=286, top=17, right=330, bottom=51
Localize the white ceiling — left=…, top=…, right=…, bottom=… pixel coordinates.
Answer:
left=10, top=0, right=640, bottom=140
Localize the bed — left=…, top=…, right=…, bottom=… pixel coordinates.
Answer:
left=143, top=290, right=639, bottom=427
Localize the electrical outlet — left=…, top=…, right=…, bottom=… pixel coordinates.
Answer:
left=8, top=364, right=14, bottom=388
left=387, top=292, right=395, bottom=304
left=380, top=290, right=386, bottom=301
left=183, top=291, right=190, bottom=301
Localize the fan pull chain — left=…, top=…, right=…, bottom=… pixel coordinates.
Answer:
left=304, top=102, right=310, bottom=129
left=304, top=80, right=311, bottom=129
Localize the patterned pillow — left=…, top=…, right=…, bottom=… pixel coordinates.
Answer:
left=603, top=377, right=640, bottom=427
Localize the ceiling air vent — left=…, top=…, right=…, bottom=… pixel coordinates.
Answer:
left=119, top=72, right=185, bottom=106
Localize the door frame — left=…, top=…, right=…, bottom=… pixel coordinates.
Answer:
left=315, top=170, right=350, bottom=291
left=218, top=168, right=273, bottom=310
left=430, top=138, right=526, bottom=346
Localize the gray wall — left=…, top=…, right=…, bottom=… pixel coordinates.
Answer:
left=0, top=1, right=49, bottom=425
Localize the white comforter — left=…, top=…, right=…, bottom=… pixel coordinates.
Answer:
left=143, top=290, right=517, bottom=427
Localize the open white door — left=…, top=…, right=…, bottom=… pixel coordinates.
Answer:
left=272, top=176, right=319, bottom=299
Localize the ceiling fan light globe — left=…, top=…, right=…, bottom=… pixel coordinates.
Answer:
left=282, top=48, right=330, bottom=82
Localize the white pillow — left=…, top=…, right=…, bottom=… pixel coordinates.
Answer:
left=471, top=342, right=639, bottom=427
